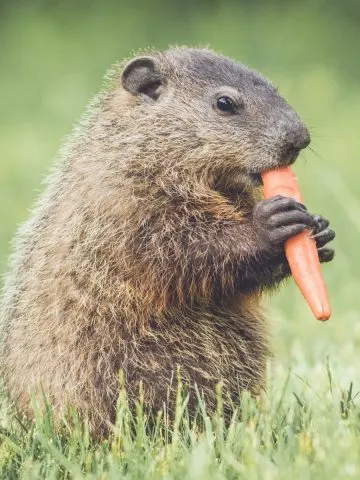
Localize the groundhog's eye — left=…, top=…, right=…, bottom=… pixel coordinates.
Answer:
left=216, top=96, right=237, bottom=114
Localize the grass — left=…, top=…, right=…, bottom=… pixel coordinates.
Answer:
left=1, top=365, right=360, bottom=479
left=1, top=1, right=360, bottom=478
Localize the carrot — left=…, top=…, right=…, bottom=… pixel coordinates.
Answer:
left=261, top=167, right=331, bottom=321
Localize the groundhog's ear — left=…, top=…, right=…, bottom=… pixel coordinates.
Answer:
left=121, top=56, right=164, bottom=101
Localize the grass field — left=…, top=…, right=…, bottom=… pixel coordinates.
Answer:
left=1, top=1, right=360, bottom=478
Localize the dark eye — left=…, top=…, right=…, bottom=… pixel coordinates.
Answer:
left=216, top=96, right=237, bottom=114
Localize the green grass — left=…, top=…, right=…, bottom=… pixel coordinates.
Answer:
left=1, top=1, right=360, bottom=478
left=1, top=366, right=360, bottom=479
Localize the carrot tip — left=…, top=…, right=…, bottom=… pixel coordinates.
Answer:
left=314, top=302, right=331, bottom=321
left=315, top=311, right=331, bottom=321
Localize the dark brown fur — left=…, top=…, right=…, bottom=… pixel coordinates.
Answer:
left=0, top=47, right=334, bottom=434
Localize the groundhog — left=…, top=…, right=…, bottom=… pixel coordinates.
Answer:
left=0, top=47, right=335, bottom=434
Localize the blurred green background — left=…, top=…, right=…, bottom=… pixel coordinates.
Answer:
left=0, top=0, right=359, bottom=375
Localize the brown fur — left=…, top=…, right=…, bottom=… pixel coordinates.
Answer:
left=0, top=47, right=311, bottom=434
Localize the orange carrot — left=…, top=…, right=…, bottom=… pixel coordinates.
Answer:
left=261, top=167, right=331, bottom=321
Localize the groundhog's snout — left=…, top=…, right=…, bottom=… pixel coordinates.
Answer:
left=281, top=123, right=311, bottom=166
left=287, top=124, right=311, bottom=150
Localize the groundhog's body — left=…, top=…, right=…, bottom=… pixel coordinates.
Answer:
left=0, top=48, right=334, bottom=433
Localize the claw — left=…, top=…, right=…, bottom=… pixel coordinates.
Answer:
left=311, top=227, right=335, bottom=248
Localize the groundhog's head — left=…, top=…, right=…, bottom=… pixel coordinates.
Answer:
left=118, top=47, right=310, bottom=188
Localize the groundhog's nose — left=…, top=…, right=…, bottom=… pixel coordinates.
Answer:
left=283, top=125, right=311, bottom=165
left=287, top=125, right=311, bottom=151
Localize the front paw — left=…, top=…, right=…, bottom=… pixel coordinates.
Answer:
left=253, top=195, right=314, bottom=254
left=311, top=214, right=335, bottom=263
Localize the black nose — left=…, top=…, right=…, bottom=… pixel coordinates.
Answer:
left=287, top=126, right=311, bottom=151
left=282, top=125, right=310, bottom=165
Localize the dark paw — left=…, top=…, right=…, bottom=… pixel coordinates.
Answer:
left=310, top=214, right=335, bottom=263
left=311, top=214, right=336, bottom=248
left=253, top=195, right=314, bottom=253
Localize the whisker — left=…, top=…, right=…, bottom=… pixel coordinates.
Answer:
left=308, top=146, right=326, bottom=162
left=307, top=126, right=332, bottom=140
